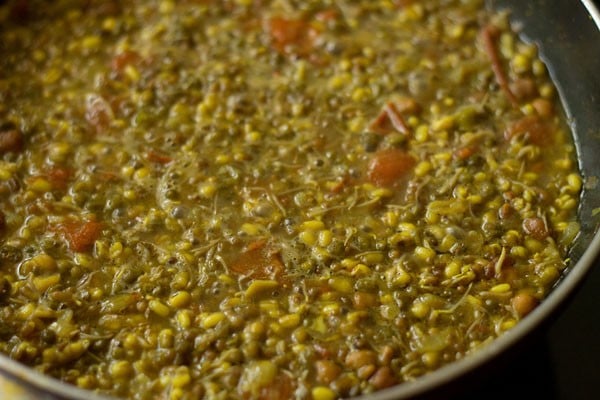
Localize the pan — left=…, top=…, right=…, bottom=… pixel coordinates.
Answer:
left=0, top=0, right=599, bottom=399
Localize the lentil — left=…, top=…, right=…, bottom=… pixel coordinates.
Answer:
left=0, top=1, right=581, bottom=399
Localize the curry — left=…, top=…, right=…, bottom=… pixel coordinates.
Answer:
left=0, top=1, right=581, bottom=399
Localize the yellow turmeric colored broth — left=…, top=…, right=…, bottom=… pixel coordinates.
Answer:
left=0, top=0, right=581, bottom=399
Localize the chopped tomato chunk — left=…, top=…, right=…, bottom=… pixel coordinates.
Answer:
left=268, top=17, right=318, bottom=56
left=45, top=167, right=73, bottom=189
left=59, top=220, right=103, bottom=252
left=367, top=149, right=415, bottom=186
left=230, top=240, right=287, bottom=282
left=505, top=115, right=553, bottom=146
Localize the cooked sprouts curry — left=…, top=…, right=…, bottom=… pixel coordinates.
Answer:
left=0, top=0, right=581, bottom=399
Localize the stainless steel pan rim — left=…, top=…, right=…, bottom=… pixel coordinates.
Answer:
left=1, top=1, right=599, bottom=399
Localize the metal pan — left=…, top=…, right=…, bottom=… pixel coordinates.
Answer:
left=0, top=0, right=599, bottom=398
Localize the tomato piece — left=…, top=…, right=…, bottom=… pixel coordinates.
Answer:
left=269, top=17, right=304, bottom=49
left=504, top=115, right=552, bottom=146
left=230, top=240, right=287, bottom=282
left=59, top=221, right=103, bottom=252
left=45, top=167, right=73, bottom=189
left=367, top=149, right=415, bottom=186
left=268, top=17, right=317, bottom=56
